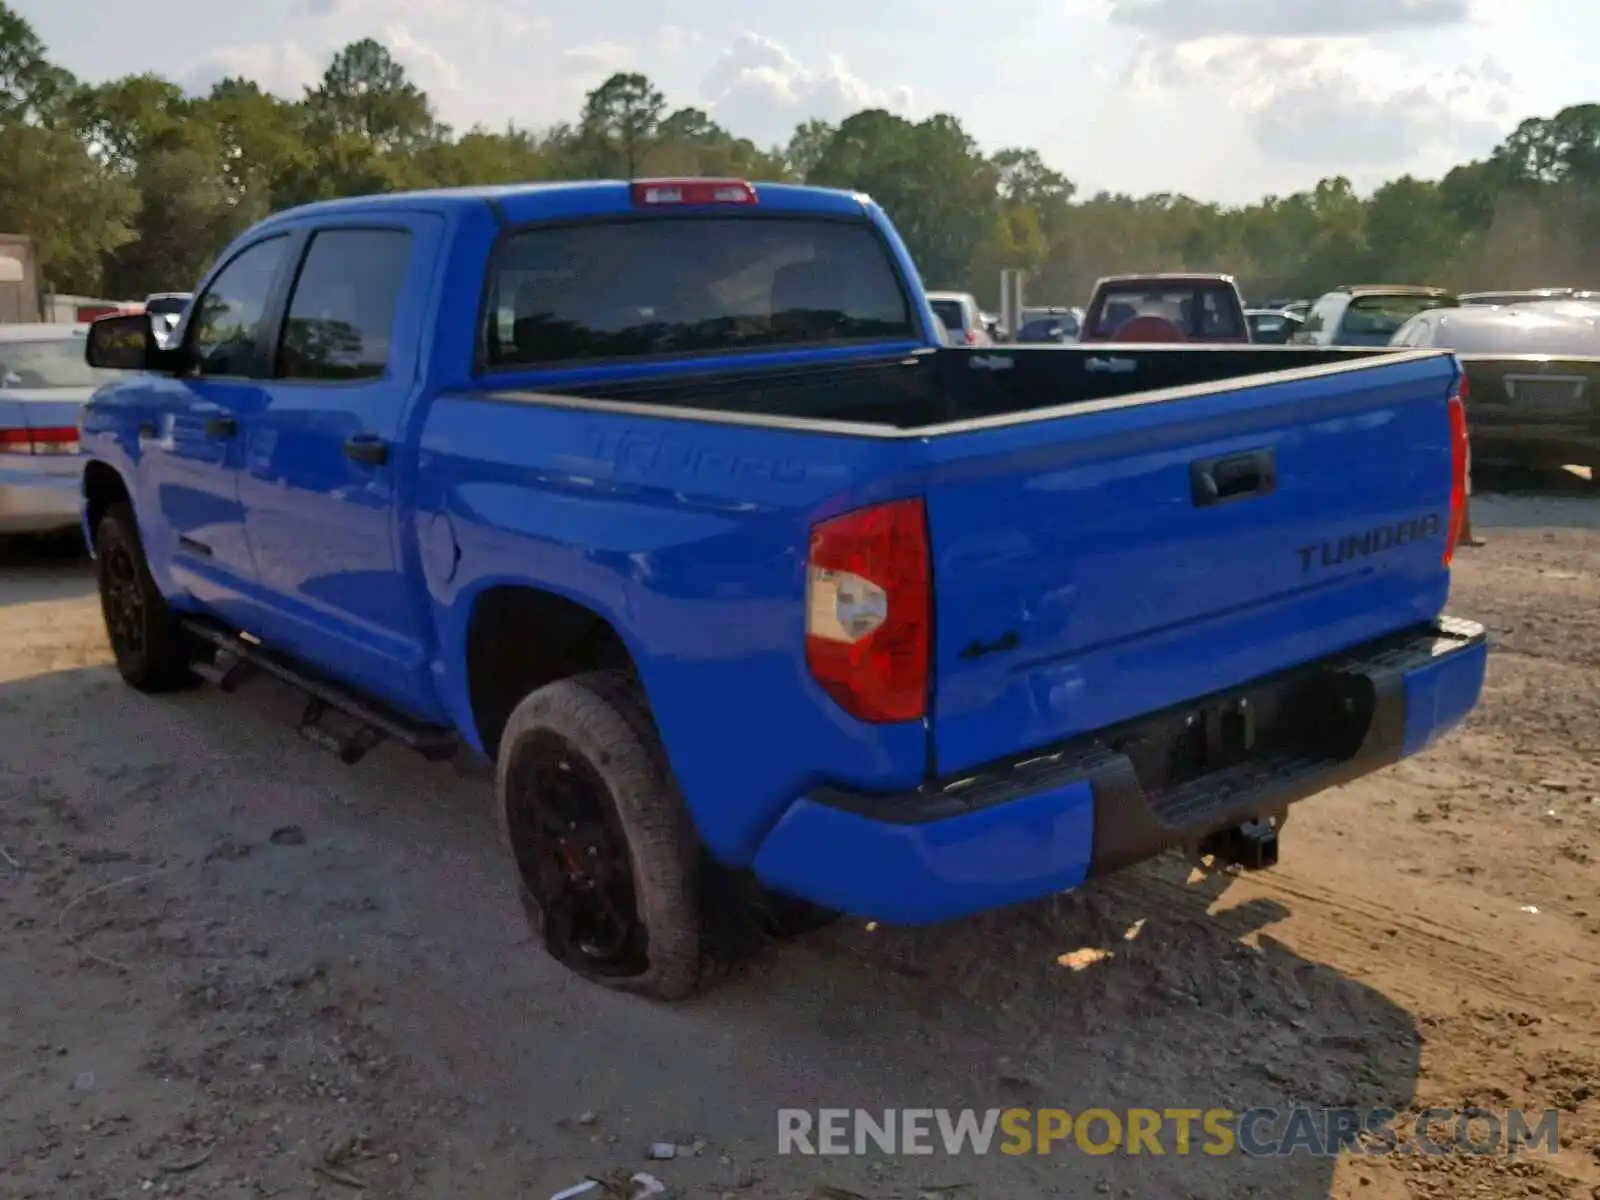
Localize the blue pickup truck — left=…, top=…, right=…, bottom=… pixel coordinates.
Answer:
left=79, top=177, right=1487, bottom=999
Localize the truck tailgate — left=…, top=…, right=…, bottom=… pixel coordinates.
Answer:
left=923, top=351, right=1460, bottom=775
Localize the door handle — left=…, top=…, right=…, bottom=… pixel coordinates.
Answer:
left=343, top=436, right=388, bottom=465
left=1191, top=448, right=1276, bottom=507
left=205, top=416, right=237, bottom=438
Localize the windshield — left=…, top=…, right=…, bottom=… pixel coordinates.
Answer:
left=0, top=337, right=129, bottom=388
left=484, top=216, right=913, bottom=368
left=1093, top=285, right=1242, bottom=338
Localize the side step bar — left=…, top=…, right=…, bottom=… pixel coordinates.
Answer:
left=181, top=620, right=459, bottom=766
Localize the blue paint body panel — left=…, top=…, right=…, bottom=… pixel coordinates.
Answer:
left=78, top=179, right=1488, bottom=926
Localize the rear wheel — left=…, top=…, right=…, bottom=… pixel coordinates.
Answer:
left=496, top=671, right=702, bottom=1000
left=94, top=502, right=196, bottom=691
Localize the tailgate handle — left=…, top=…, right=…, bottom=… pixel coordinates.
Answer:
left=1191, top=448, right=1276, bottom=507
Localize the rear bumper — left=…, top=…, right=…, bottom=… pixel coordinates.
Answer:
left=0, top=473, right=81, bottom=535
left=751, top=617, right=1488, bottom=924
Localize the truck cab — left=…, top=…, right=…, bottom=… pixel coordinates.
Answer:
left=1080, top=273, right=1250, bottom=344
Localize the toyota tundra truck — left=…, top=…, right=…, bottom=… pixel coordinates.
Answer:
left=78, top=178, right=1487, bottom=999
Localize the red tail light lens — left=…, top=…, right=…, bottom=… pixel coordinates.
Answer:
left=0, top=426, right=78, bottom=455
left=1443, top=374, right=1470, bottom=566
left=805, top=497, right=931, bottom=723
left=963, top=328, right=980, bottom=345
left=631, top=178, right=757, bottom=206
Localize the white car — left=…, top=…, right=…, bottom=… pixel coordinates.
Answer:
left=926, top=290, right=992, bottom=346
left=0, top=324, right=131, bottom=536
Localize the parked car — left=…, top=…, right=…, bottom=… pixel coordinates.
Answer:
left=1014, top=305, right=1082, bottom=343
left=1245, top=308, right=1305, bottom=344
left=1459, top=288, right=1574, bottom=307
left=1079, top=273, right=1249, bottom=343
left=79, top=177, right=1486, bottom=1000
left=1293, top=285, right=1457, bottom=347
left=926, top=290, right=991, bottom=346
left=0, top=324, right=129, bottom=536
left=1391, top=303, right=1600, bottom=478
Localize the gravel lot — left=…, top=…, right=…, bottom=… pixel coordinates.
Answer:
left=1, top=483, right=1597, bottom=1200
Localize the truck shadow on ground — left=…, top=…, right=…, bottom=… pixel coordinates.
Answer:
left=0, top=662, right=1423, bottom=1200
left=0, top=533, right=93, bottom=607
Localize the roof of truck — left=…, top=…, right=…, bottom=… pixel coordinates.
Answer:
left=1333, top=284, right=1453, bottom=297
left=1094, top=273, right=1239, bottom=286
left=253, top=179, right=875, bottom=232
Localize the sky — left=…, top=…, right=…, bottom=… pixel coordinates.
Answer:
left=16, top=0, right=1599, bottom=204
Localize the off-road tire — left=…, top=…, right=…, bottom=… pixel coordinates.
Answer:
left=496, top=670, right=702, bottom=1001
left=93, top=501, right=196, bottom=692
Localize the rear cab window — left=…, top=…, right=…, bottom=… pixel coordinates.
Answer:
left=482, top=216, right=914, bottom=369
left=1091, top=284, right=1243, bottom=339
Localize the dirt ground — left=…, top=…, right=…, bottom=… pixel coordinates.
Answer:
left=2, top=481, right=1597, bottom=1200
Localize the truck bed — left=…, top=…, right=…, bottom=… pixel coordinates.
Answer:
left=447, top=342, right=1461, bottom=797
left=502, top=344, right=1401, bottom=431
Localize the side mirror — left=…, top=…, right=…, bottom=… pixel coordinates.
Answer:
left=86, top=313, right=156, bottom=371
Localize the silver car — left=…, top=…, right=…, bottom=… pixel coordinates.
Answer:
left=0, top=324, right=131, bottom=536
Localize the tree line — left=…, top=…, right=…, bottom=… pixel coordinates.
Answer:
left=3, top=1, right=1599, bottom=308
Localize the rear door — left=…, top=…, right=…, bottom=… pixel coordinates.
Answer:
left=921, top=349, right=1461, bottom=775
left=237, top=217, right=443, bottom=714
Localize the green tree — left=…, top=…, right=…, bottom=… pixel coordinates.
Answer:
left=305, top=38, right=442, bottom=153
left=578, top=72, right=666, bottom=177
left=0, top=1, right=73, bottom=125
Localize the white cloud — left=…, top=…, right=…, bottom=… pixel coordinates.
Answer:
left=699, top=33, right=912, bottom=146
left=180, top=41, right=325, bottom=98
left=381, top=23, right=464, bottom=97
left=1107, top=0, right=1472, bottom=40
left=1126, top=36, right=1520, bottom=173
left=559, top=41, right=633, bottom=80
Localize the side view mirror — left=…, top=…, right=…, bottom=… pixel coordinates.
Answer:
left=86, top=313, right=157, bottom=371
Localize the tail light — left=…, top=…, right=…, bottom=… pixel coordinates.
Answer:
left=631, top=178, right=757, bottom=206
left=1442, top=374, right=1470, bottom=566
left=0, top=426, right=78, bottom=455
left=805, top=497, right=931, bottom=723
left=963, top=329, right=981, bottom=345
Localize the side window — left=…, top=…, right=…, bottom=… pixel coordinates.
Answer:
left=188, top=236, right=290, bottom=378
left=277, top=229, right=414, bottom=381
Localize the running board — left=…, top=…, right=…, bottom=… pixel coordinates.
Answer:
left=182, top=620, right=459, bottom=765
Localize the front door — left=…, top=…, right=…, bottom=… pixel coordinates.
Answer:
left=237, top=218, right=444, bottom=717
left=139, top=235, right=293, bottom=627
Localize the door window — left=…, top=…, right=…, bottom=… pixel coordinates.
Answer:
left=277, top=229, right=414, bottom=381
left=187, top=236, right=290, bottom=378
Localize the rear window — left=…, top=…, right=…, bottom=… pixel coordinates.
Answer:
left=1339, top=294, right=1454, bottom=341
left=483, top=217, right=913, bottom=369
left=1434, top=315, right=1600, bottom=356
left=929, top=300, right=965, bottom=332
left=1092, top=286, right=1242, bottom=338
